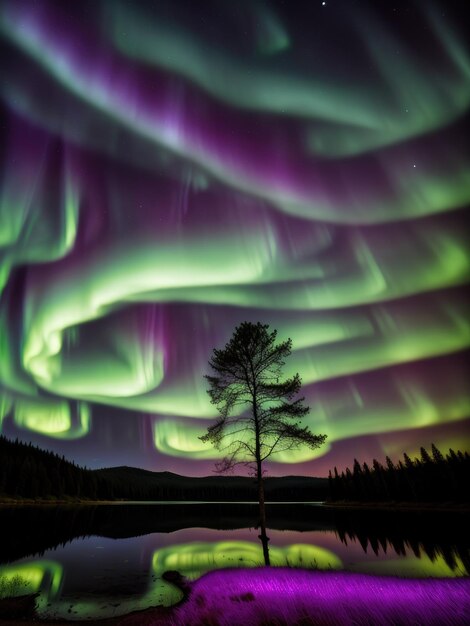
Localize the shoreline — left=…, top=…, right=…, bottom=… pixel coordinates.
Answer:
left=322, top=501, right=470, bottom=513
left=1, top=498, right=468, bottom=512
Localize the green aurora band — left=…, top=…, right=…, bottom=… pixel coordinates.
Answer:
left=0, top=0, right=469, bottom=473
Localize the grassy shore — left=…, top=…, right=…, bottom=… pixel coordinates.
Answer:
left=1, top=568, right=469, bottom=625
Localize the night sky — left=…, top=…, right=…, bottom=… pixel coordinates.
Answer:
left=1, top=0, right=469, bottom=476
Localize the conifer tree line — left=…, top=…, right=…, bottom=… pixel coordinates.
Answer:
left=0, top=435, right=112, bottom=500
left=328, top=444, right=470, bottom=503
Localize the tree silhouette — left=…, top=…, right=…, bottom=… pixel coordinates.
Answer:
left=200, top=321, right=327, bottom=564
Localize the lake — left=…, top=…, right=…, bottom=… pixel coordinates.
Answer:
left=0, top=503, right=468, bottom=621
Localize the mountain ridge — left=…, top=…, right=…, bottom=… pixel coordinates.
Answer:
left=0, top=435, right=328, bottom=501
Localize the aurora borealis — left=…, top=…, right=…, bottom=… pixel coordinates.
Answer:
left=0, top=0, right=469, bottom=474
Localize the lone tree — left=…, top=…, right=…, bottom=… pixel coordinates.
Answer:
left=200, top=321, right=327, bottom=563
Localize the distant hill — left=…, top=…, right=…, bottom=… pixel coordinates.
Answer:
left=96, top=466, right=329, bottom=501
left=0, top=436, right=328, bottom=502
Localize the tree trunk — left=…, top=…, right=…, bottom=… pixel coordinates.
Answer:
left=257, top=458, right=267, bottom=528
left=253, top=387, right=270, bottom=566
left=257, top=458, right=270, bottom=566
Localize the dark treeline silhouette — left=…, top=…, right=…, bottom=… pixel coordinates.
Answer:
left=328, top=444, right=470, bottom=503
left=0, top=435, right=110, bottom=500
left=0, top=436, right=328, bottom=501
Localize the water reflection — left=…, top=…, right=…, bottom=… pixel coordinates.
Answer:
left=0, top=560, right=62, bottom=598
left=0, top=504, right=468, bottom=620
left=333, top=507, right=470, bottom=576
left=152, top=539, right=341, bottom=577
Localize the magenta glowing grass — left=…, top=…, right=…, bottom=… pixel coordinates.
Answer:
left=172, top=568, right=470, bottom=626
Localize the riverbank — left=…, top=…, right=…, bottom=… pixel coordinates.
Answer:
left=323, top=500, right=470, bottom=512
left=0, top=497, right=120, bottom=506
left=1, top=497, right=468, bottom=513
